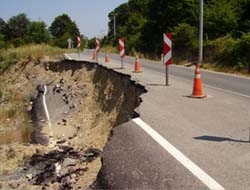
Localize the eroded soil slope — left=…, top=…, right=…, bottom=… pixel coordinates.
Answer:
left=0, top=57, right=146, bottom=190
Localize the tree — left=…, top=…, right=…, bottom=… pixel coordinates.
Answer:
left=87, top=37, right=96, bottom=49
left=236, top=33, right=250, bottom=73
left=0, top=34, right=5, bottom=49
left=204, top=0, right=237, bottom=39
left=27, top=21, right=50, bottom=44
left=140, top=0, right=199, bottom=55
left=49, top=14, right=80, bottom=48
left=172, top=23, right=198, bottom=58
left=234, top=0, right=250, bottom=35
left=0, top=18, right=6, bottom=34
left=6, top=13, right=30, bottom=39
left=107, top=3, right=129, bottom=44
left=106, top=0, right=250, bottom=68
left=107, top=0, right=148, bottom=51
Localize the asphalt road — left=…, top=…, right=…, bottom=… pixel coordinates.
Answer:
left=89, top=49, right=250, bottom=97
left=68, top=50, right=250, bottom=190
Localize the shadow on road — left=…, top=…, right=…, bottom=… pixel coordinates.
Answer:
left=193, top=135, right=250, bottom=143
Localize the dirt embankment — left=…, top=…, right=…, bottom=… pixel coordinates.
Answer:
left=0, top=58, right=146, bottom=190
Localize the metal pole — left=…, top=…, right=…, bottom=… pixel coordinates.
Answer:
left=163, top=53, right=169, bottom=86
left=199, top=0, right=204, bottom=65
left=249, top=127, right=250, bottom=143
left=166, top=65, right=169, bottom=86
left=114, top=14, right=116, bottom=37
left=121, top=57, right=123, bottom=69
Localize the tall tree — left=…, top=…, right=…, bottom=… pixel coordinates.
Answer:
left=6, top=13, right=30, bottom=39
left=107, top=0, right=148, bottom=51
left=49, top=14, right=79, bottom=38
left=235, top=0, right=250, bottom=35
left=126, top=0, right=148, bottom=52
left=204, top=0, right=237, bottom=39
left=107, top=3, right=129, bottom=40
left=0, top=18, right=6, bottom=34
left=27, top=21, right=50, bottom=44
left=0, top=18, right=6, bottom=49
left=49, top=14, right=80, bottom=48
left=140, top=0, right=199, bottom=55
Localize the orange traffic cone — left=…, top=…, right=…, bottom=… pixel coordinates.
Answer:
left=190, top=64, right=206, bottom=98
left=92, top=50, right=96, bottom=60
left=134, top=54, right=142, bottom=73
left=105, top=52, right=110, bottom=63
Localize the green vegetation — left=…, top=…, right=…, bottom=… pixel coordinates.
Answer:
left=1, top=1, right=250, bottom=74
left=49, top=14, right=87, bottom=48
left=0, top=13, right=87, bottom=49
left=102, top=0, right=250, bottom=74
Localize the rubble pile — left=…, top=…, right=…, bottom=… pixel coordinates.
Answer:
left=21, top=146, right=101, bottom=190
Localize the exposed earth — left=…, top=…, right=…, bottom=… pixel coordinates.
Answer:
left=0, top=56, right=146, bottom=190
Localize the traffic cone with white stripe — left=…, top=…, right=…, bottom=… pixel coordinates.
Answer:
left=190, top=64, right=206, bottom=98
left=105, top=52, right=110, bottom=63
left=134, top=54, right=142, bottom=73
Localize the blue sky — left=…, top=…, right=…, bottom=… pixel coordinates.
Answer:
left=0, top=0, right=128, bottom=38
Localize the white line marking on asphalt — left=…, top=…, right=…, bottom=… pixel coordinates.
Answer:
left=43, top=85, right=53, bottom=136
left=63, top=53, right=72, bottom=60
left=203, top=84, right=250, bottom=99
left=171, top=74, right=250, bottom=99
left=132, top=118, right=225, bottom=190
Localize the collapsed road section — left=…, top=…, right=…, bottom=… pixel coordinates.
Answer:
left=0, top=58, right=147, bottom=190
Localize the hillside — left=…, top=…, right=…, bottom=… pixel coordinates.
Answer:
left=0, top=53, right=146, bottom=189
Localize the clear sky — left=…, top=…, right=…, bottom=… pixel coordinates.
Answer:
left=0, top=0, right=128, bottom=38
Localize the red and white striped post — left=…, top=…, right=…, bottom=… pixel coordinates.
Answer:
left=95, top=37, right=100, bottom=62
left=163, top=33, right=172, bottom=86
left=119, top=38, right=125, bottom=68
left=77, top=36, right=81, bottom=57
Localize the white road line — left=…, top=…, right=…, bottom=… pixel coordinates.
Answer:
left=132, top=118, right=225, bottom=190
left=171, top=74, right=250, bottom=99
left=42, top=85, right=52, bottom=135
left=203, top=84, right=250, bottom=99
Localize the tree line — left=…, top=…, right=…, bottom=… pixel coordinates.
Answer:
left=104, top=0, right=250, bottom=73
left=0, top=13, right=87, bottom=49
left=1, top=1, right=250, bottom=73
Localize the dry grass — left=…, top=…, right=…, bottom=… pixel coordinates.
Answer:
left=101, top=45, right=119, bottom=54
left=0, top=44, right=66, bottom=73
left=201, top=62, right=250, bottom=77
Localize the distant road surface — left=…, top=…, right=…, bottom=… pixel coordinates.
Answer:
left=93, top=50, right=250, bottom=98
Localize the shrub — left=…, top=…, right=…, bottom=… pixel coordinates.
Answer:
left=172, top=23, right=198, bottom=60
left=237, top=33, right=250, bottom=73
left=203, top=33, right=250, bottom=73
left=212, top=35, right=239, bottom=66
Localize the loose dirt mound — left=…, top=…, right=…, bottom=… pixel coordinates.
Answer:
left=0, top=57, right=146, bottom=189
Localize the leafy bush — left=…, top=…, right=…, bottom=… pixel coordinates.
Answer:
left=0, top=34, right=6, bottom=49
left=87, top=38, right=96, bottom=49
left=204, top=33, right=250, bottom=73
left=212, top=35, right=239, bottom=66
left=172, top=23, right=198, bottom=60
left=236, top=33, right=250, bottom=73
